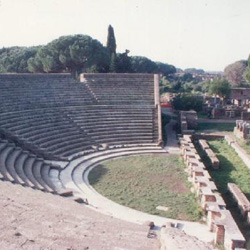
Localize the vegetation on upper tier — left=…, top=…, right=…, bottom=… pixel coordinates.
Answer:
left=0, top=26, right=176, bottom=76
left=89, top=154, right=203, bottom=221
left=171, top=93, right=203, bottom=112
left=1, top=23, right=249, bottom=97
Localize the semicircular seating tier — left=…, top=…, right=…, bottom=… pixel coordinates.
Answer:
left=0, top=73, right=162, bottom=163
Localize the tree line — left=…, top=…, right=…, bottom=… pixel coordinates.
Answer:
left=0, top=25, right=176, bottom=77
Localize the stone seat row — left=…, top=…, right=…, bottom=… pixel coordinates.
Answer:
left=87, top=88, right=154, bottom=96
left=0, top=105, right=155, bottom=120
left=0, top=138, right=87, bottom=204
left=0, top=96, right=94, bottom=105
left=0, top=111, right=155, bottom=133
left=0, top=95, right=93, bottom=103
left=87, top=86, right=154, bottom=91
left=0, top=106, right=156, bottom=130
left=179, top=135, right=246, bottom=249
left=0, top=139, right=69, bottom=194
left=59, top=144, right=165, bottom=201
left=82, top=80, right=155, bottom=85
left=0, top=73, right=158, bottom=161
left=83, top=76, right=154, bottom=81
left=67, top=106, right=154, bottom=113
left=0, top=85, right=92, bottom=91
left=0, top=100, right=154, bottom=111
left=2, top=126, right=157, bottom=161
left=86, top=81, right=154, bottom=86
left=0, top=80, right=79, bottom=85
left=7, top=120, right=154, bottom=139
left=0, top=102, right=95, bottom=113
left=81, top=75, right=154, bottom=80
left=0, top=96, right=155, bottom=112
left=88, top=94, right=154, bottom=99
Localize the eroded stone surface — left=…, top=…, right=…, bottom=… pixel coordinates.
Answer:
left=0, top=181, right=157, bottom=250
left=160, top=227, right=216, bottom=250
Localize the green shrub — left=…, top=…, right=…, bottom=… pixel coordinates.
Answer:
left=171, top=93, right=203, bottom=112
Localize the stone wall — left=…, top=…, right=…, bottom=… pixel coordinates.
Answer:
left=234, top=120, right=250, bottom=140
left=230, top=88, right=250, bottom=102
left=228, top=183, right=250, bottom=220
left=179, top=110, right=197, bottom=134
left=199, top=140, right=219, bottom=169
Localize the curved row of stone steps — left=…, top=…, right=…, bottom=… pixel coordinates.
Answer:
left=59, top=146, right=166, bottom=200
left=0, top=139, right=70, bottom=196
left=0, top=73, right=159, bottom=162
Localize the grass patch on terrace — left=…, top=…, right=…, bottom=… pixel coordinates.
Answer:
left=207, top=140, right=250, bottom=197
left=196, top=122, right=235, bottom=132
left=236, top=138, right=250, bottom=156
left=89, top=154, right=203, bottom=221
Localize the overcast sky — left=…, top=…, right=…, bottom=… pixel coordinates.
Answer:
left=0, top=0, right=249, bottom=71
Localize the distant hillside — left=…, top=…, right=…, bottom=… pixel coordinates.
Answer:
left=184, top=68, right=205, bottom=74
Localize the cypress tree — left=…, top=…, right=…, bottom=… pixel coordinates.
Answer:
left=106, top=25, right=116, bottom=56
left=109, top=52, right=117, bottom=73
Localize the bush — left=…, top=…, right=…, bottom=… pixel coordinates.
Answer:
left=171, top=94, right=203, bottom=112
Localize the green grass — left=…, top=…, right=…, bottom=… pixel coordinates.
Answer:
left=207, top=140, right=250, bottom=196
left=89, top=154, right=203, bottom=221
left=195, top=139, right=250, bottom=247
left=196, top=122, right=235, bottom=132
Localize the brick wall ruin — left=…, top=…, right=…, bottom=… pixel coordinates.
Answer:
left=180, top=135, right=246, bottom=249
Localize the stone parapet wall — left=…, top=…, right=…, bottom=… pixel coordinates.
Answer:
left=228, top=183, right=250, bottom=219
left=234, top=120, right=250, bottom=140
left=179, top=135, right=246, bottom=249
left=199, top=139, right=220, bottom=169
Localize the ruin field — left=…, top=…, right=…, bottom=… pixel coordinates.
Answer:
left=89, top=154, right=203, bottom=221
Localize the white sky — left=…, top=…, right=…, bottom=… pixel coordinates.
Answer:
left=0, top=0, right=249, bottom=71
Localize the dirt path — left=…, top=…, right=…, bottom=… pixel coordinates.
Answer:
left=161, top=107, right=180, bottom=154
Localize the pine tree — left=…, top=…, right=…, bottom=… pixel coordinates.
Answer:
left=106, top=25, right=116, bottom=56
